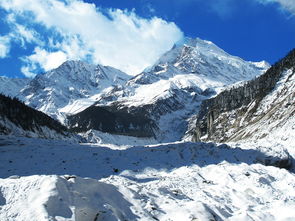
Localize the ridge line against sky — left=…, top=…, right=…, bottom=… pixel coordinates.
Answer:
left=0, top=0, right=294, bottom=78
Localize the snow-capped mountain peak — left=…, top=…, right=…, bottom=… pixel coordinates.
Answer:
left=67, top=37, right=270, bottom=142
left=18, top=60, right=131, bottom=122
left=0, top=37, right=270, bottom=141
left=148, top=37, right=269, bottom=85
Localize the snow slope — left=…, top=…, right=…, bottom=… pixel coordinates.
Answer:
left=0, top=76, right=30, bottom=97
left=0, top=94, right=78, bottom=141
left=0, top=135, right=294, bottom=221
left=193, top=60, right=295, bottom=158
left=0, top=117, right=74, bottom=141
left=103, top=37, right=269, bottom=108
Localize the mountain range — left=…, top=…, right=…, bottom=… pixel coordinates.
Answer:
left=0, top=37, right=294, bottom=221
left=0, top=38, right=270, bottom=142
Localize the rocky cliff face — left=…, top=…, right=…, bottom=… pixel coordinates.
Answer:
left=193, top=49, right=295, bottom=143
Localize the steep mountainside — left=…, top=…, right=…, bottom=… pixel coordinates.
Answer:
left=18, top=60, right=131, bottom=123
left=68, top=38, right=269, bottom=141
left=0, top=76, right=30, bottom=98
left=0, top=94, right=71, bottom=139
left=193, top=49, right=295, bottom=147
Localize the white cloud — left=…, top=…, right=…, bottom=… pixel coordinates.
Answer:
left=275, top=0, right=295, bottom=14
left=0, top=36, right=11, bottom=58
left=256, top=0, right=295, bottom=15
left=189, top=0, right=295, bottom=17
left=209, top=0, right=235, bottom=19
left=0, top=0, right=183, bottom=76
left=21, top=47, right=68, bottom=77
left=13, top=24, right=42, bottom=47
left=20, top=66, right=36, bottom=78
left=0, top=14, right=43, bottom=61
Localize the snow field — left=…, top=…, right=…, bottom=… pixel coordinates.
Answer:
left=0, top=136, right=294, bottom=221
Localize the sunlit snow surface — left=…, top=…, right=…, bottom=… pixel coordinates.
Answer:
left=0, top=135, right=294, bottom=221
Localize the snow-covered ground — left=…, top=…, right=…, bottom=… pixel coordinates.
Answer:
left=80, top=130, right=158, bottom=147
left=0, top=135, right=294, bottom=221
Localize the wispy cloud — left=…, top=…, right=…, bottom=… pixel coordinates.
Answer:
left=171, top=0, right=295, bottom=18
left=21, top=47, right=68, bottom=78
left=0, top=0, right=183, bottom=77
left=0, top=36, right=11, bottom=58
left=256, top=0, right=295, bottom=15
left=208, top=0, right=235, bottom=19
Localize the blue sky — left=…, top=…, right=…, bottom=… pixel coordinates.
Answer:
left=0, top=0, right=294, bottom=78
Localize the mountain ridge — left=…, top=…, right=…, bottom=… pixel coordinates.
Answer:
left=0, top=37, right=270, bottom=142
left=66, top=37, right=269, bottom=141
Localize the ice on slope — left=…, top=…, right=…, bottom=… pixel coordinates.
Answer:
left=0, top=136, right=294, bottom=221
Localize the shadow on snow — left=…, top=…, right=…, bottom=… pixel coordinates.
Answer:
left=0, top=136, right=292, bottom=179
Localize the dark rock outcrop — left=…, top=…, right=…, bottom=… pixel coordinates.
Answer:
left=194, top=49, right=295, bottom=142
